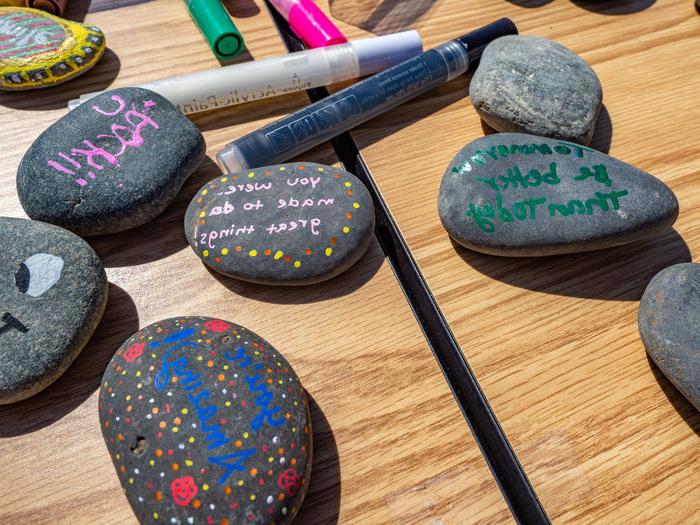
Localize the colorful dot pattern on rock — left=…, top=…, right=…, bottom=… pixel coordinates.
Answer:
left=184, top=162, right=375, bottom=285
left=98, top=317, right=312, bottom=524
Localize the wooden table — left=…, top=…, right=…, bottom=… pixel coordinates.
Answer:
left=0, top=0, right=697, bottom=523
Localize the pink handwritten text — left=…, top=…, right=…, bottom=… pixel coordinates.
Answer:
left=46, top=95, right=160, bottom=187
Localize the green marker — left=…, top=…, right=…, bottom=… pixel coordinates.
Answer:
left=186, top=0, right=245, bottom=60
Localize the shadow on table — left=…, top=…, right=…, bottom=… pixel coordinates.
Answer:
left=569, top=0, right=655, bottom=14
left=90, top=155, right=222, bottom=267
left=294, top=393, right=342, bottom=525
left=506, top=0, right=654, bottom=12
left=646, top=354, right=700, bottom=437
left=453, top=228, right=691, bottom=301
left=480, top=104, right=613, bottom=154
left=210, top=237, right=384, bottom=304
left=0, top=48, right=121, bottom=111
left=505, top=0, right=554, bottom=7
left=329, top=0, right=437, bottom=34
left=222, top=0, right=261, bottom=17
left=0, top=284, right=138, bottom=437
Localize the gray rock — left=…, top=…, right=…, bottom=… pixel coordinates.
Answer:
left=0, top=216, right=108, bottom=404
left=99, top=317, right=312, bottom=524
left=469, top=35, right=603, bottom=145
left=638, top=263, right=700, bottom=411
left=17, top=87, right=206, bottom=236
left=438, top=133, right=678, bottom=256
left=184, top=162, right=375, bottom=285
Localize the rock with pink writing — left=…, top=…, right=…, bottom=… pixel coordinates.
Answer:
left=17, top=87, right=206, bottom=236
left=184, top=162, right=375, bottom=285
left=99, top=317, right=312, bottom=524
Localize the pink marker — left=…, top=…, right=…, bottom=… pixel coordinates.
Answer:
left=269, top=0, right=347, bottom=48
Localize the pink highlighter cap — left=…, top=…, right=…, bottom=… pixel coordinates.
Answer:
left=287, top=0, right=348, bottom=48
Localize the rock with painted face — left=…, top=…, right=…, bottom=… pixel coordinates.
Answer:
left=184, top=162, right=375, bottom=285
left=438, top=133, right=679, bottom=256
left=0, top=216, right=108, bottom=404
left=17, top=87, right=206, bottom=236
left=98, top=317, right=312, bottom=524
left=0, top=7, right=106, bottom=90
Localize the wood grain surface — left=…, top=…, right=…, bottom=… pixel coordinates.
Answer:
left=0, top=0, right=698, bottom=523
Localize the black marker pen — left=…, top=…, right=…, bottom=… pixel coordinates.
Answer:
left=217, top=18, right=517, bottom=172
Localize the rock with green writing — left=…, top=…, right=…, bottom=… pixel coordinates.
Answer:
left=99, top=317, right=312, bottom=524
left=438, top=133, right=678, bottom=256
left=469, top=35, right=602, bottom=145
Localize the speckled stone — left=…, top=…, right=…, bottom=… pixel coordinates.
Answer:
left=438, top=133, right=678, bottom=256
left=184, top=162, right=375, bottom=285
left=469, top=35, right=603, bottom=145
left=0, top=216, right=107, bottom=404
left=0, top=7, right=105, bottom=90
left=638, top=263, right=700, bottom=411
left=99, top=317, right=312, bottom=524
left=17, top=87, right=206, bottom=236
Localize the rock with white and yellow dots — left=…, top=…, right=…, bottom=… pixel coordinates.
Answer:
left=0, top=7, right=106, bottom=90
left=184, top=162, right=375, bottom=285
left=99, top=317, right=312, bottom=525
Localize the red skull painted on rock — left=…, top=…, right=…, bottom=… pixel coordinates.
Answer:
left=123, top=342, right=145, bottom=363
left=277, top=468, right=302, bottom=497
left=204, top=319, right=232, bottom=333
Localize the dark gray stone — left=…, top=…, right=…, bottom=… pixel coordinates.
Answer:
left=0, top=216, right=108, bottom=404
left=638, top=263, right=700, bottom=411
left=184, top=162, right=375, bottom=285
left=99, top=317, right=312, bottom=524
left=469, top=35, right=603, bottom=145
left=438, top=133, right=678, bottom=256
left=17, top=87, right=206, bottom=236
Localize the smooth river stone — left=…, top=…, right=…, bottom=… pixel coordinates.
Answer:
left=469, top=35, right=603, bottom=145
left=638, top=263, right=700, bottom=411
left=0, top=7, right=106, bottom=90
left=0, top=216, right=107, bottom=404
left=184, top=162, right=375, bottom=285
left=17, top=87, right=206, bottom=236
left=99, top=317, right=311, bottom=524
left=438, top=133, right=678, bottom=256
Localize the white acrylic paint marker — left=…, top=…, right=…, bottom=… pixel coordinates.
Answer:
left=68, top=31, right=422, bottom=115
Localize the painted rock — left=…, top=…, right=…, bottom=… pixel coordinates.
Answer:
left=0, top=7, right=105, bottom=90
left=0, top=216, right=108, bottom=404
left=438, top=133, right=678, bottom=256
left=469, top=35, right=603, bottom=145
left=99, top=317, right=312, bottom=524
left=184, top=162, right=374, bottom=285
left=638, top=263, right=700, bottom=411
left=17, top=87, right=206, bottom=236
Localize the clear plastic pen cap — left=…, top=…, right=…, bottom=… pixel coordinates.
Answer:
left=352, top=30, right=423, bottom=77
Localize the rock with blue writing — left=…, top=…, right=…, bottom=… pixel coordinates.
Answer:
left=184, top=162, right=374, bottom=285
left=638, top=263, right=700, bottom=411
left=438, top=133, right=678, bottom=256
left=0, top=8, right=106, bottom=90
left=469, top=35, right=603, bottom=145
left=0, top=216, right=108, bottom=404
left=17, top=87, right=206, bottom=236
left=98, top=317, right=312, bottom=524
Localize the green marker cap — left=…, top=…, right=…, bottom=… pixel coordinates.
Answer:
left=187, top=0, right=245, bottom=60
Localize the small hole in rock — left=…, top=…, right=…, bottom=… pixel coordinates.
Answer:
left=220, top=335, right=232, bottom=344
left=130, top=436, right=148, bottom=456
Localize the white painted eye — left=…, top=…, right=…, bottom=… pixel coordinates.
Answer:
left=15, top=253, right=64, bottom=297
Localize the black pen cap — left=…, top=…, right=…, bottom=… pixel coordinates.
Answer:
left=457, top=18, right=518, bottom=66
